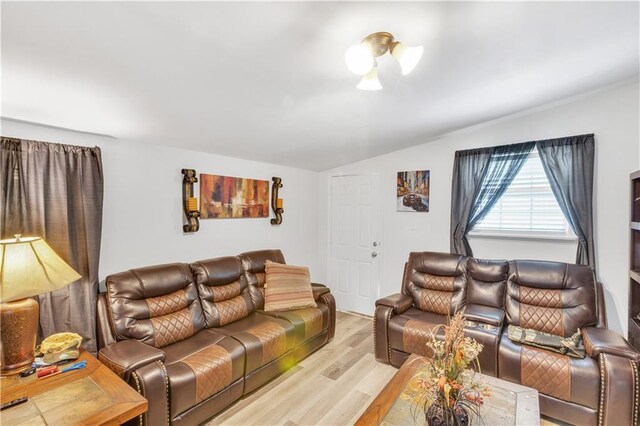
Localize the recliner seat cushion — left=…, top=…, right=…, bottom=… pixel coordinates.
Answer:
left=266, top=305, right=329, bottom=343
left=216, top=312, right=296, bottom=373
left=163, top=329, right=245, bottom=417
left=388, top=308, right=447, bottom=357
left=498, top=333, right=599, bottom=410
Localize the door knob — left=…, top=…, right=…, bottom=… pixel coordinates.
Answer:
left=371, top=252, right=378, bottom=258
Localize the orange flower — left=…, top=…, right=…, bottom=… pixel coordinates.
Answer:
left=437, top=376, right=447, bottom=389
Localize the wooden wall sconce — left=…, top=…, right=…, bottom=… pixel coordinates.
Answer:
left=271, top=177, right=284, bottom=225
left=182, top=169, right=200, bottom=233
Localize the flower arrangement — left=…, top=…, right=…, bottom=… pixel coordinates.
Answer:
left=415, top=311, right=491, bottom=426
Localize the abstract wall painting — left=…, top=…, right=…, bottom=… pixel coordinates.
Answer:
left=397, top=170, right=430, bottom=212
left=200, top=174, right=269, bottom=219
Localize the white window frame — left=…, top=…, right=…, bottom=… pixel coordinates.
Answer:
left=468, top=151, right=578, bottom=243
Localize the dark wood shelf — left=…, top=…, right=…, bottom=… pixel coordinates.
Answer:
left=630, top=171, right=640, bottom=351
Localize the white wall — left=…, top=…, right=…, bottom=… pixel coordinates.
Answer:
left=1, top=119, right=323, bottom=286
left=319, top=81, right=640, bottom=334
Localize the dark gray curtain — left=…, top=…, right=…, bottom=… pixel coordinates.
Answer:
left=451, top=142, right=534, bottom=256
left=450, top=147, right=493, bottom=255
left=536, top=134, right=595, bottom=268
left=468, top=142, right=535, bottom=230
left=0, top=137, right=104, bottom=354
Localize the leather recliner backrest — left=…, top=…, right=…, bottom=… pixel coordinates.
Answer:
left=238, top=249, right=286, bottom=310
left=505, top=260, right=597, bottom=337
left=190, top=256, right=255, bottom=328
left=106, top=263, right=205, bottom=348
left=467, top=258, right=509, bottom=309
left=402, top=251, right=468, bottom=316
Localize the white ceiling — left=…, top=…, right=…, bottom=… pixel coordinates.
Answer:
left=2, top=2, right=638, bottom=171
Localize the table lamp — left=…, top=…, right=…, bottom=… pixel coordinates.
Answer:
left=0, top=235, right=81, bottom=375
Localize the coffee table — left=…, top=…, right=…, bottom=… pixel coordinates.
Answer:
left=0, top=348, right=147, bottom=426
left=356, top=354, right=539, bottom=426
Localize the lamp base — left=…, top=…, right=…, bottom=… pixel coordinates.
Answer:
left=1, top=298, right=39, bottom=376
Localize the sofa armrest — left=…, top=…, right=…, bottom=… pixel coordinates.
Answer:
left=582, top=327, right=640, bottom=361
left=311, top=283, right=331, bottom=301
left=464, top=304, right=505, bottom=327
left=98, top=339, right=166, bottom=381
left=375, top=293, right=413, bottom=315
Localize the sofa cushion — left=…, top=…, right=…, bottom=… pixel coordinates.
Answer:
left=239, top=249, right=287, bottom=309
left=467, top=258, right=508, bottom=309
left=402, top=251, right=467, bottom=316
left=505, top=260, right=597, bottom=337
left=264, top=304, right=329, bottom=343
left=264, top=260, right=316, bottom=312
left=498, top=333, right=599, bottom=410
left=216, top=311, right=296, bottom=373
left=190, top=256, right=255, bottom=327
left=106, top=263, right=205, bottom=348
left=388, top=307, right=447, bottom=357
left=164, top=329, right=245, bottom=417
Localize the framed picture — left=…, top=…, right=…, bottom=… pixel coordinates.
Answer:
left=397, top=170, right=430, bottom=212
left=200, top=174, right=269, bottom=219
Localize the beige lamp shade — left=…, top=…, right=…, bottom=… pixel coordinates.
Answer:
left=0, top=236, right=81, bottom=303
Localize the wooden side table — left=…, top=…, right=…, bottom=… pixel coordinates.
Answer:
left=0, top=348, right=147, bottom=426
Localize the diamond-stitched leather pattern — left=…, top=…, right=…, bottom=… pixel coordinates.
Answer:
left=421, top=273, right=455, bottom=292
left=520, top=287, right=563, bottom=308
left=416, top=288, right=452, bottom=315
left=246, top=321, right=287, bottom=364
left=211, top=281, right=242, bottom=302
left=146, top=289, right=189, bottom=317
left=98, top=353, right=126, bottom=378
left=294, top=307, right=324, bottom=340
left=521, top=304, right=564, bottom=336
left=216, top=296, right=249, bottom=326
left=521, top=346, right=571, bottom=401
left=150, top=308, right=195, bottom=348
left=402, top=320, right=436, bottom=357
left=181, top=344, right=233, bottom=404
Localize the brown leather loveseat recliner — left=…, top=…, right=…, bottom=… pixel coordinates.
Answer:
left=96, top=249, right=335, bottom=426
left=374, top=251, right=639, bottom=426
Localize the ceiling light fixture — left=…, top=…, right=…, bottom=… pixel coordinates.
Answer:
left=345, top=32, right=423, bottom=91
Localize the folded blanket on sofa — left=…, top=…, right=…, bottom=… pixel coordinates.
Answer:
left=507, top=325, right=586, bottom=358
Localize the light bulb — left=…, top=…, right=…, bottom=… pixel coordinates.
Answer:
left=356, top=66, right=382, bottom=91
left=345, top=44, right=374, bottom=76
left=391, top=42, right=424, bottom=75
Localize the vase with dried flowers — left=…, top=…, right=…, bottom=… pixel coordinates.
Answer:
left=414, top=311, right=491, bottom=426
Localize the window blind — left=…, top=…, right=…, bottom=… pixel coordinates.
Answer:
left=472, top=152, right=573, bottom=236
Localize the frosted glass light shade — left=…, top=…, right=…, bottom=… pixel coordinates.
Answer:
left=0, top=236, right=81, bottom=303
left=391, top=42, right=424, bottom=75
left=345, top=44, right=374, bottom=75
left=357, top=66, right=382, bottom=91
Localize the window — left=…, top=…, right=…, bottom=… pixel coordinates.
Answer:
left=470, top=151, right=575, bottom=239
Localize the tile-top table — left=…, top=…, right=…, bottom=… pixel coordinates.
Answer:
left=1, top=348, right=147, bottom=426
left=356, top=354, right=539, bottom=426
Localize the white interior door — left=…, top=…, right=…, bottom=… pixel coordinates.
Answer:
left=330, top=174, right=382, bottom=315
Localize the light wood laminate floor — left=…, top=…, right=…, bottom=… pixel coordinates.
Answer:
left=207, top=311, right=560, bottom=426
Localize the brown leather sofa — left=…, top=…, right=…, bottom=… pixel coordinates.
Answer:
left=96, top=249, right=335, bottom=426
left=374, top=251, right=640, bottom=426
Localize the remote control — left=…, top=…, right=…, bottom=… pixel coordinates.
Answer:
left=0, top=396, right=28, bottom=410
